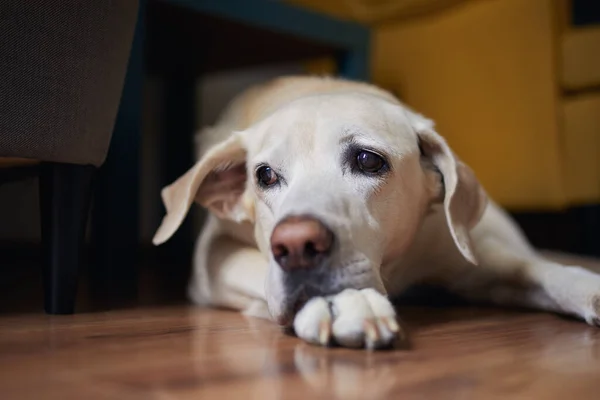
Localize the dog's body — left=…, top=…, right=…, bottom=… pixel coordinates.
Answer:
left=154, top=76, right=600, bottom=349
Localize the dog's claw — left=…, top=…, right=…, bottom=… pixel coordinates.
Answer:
left=382, top=317, right=399, bottom=333
left=318, top=319, right=331, bottom=346
left=364, top=319, right=380, bottom=349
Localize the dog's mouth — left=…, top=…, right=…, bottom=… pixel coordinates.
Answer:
left=275, top=284, right=339, bottom=327
left=275, top=290, right=311, bottom=327
left=277, top=286, right=327, bottom=327
left=293, top=292, right=310, bottom=314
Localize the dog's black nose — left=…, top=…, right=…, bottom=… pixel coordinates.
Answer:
left=270, top=215, right=334, bottom=271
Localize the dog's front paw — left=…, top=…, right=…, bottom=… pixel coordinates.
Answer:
left=293, top=288, right=402, bottom=349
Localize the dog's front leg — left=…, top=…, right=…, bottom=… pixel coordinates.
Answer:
left=441, top=235, right=600, bottom=326
left=189, top=226, right=270, bottom=319
left=293, top=288, right=402, bottom=349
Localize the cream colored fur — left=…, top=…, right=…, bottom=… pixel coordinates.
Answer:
left=153, top=76, right=600, bottom=349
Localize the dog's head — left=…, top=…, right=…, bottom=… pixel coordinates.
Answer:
left=153, top=92, right=487, bottom=325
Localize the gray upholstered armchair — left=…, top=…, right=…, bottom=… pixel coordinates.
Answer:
left=0, top=1, right=139, bottom=313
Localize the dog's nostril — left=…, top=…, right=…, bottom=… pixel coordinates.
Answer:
left=273, top=244, right=289, bottom=258
left=304, top=241, right=318, bottom=258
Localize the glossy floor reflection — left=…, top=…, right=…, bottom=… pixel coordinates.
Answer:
left=1, top=304, right=599, bottom=399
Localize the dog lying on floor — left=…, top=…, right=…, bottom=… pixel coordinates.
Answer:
left=153, top=76, right=600, bottom=349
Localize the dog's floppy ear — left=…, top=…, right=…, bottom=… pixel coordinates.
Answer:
left=417, top=127, right=488, bottom=264
left=152, top=133, right=252, bottom=245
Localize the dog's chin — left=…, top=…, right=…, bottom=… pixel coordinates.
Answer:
left=270, top=284, right=347, bottom=327
left=268, top=288, right=317, bottom=327
left=270, top=295, right=309, bottom=328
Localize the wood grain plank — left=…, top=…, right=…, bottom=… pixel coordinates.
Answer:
left=1, top=304, right=599, bottom=399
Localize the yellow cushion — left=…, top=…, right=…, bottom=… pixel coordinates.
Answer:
left=372, top=0, right=566, bottom=210
left=562, top=93, right=600, bottom=205
left=561, top=27, right=600, bottom=91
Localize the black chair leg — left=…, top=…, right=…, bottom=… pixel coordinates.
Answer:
left=39, top=162, right=95, bottom=314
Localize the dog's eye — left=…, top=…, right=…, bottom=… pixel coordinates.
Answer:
left=356, top=150, right=386, bottom=174
left=256, top=165, right=278, bottom=187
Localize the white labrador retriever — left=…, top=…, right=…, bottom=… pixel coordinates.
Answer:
left=153, top=76, right=600, bottom=349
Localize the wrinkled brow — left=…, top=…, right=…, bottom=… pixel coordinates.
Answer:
left=338, top=126, right=368, bottom=146
left=338, top=127, right=388, bottom=149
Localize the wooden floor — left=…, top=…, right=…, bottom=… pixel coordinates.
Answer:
left=1, top=251, right=600, bottom=399
left=1, top=303, right=600, bottom=399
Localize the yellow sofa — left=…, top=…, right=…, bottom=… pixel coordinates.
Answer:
left=291, top=0, right=600, bottom=211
